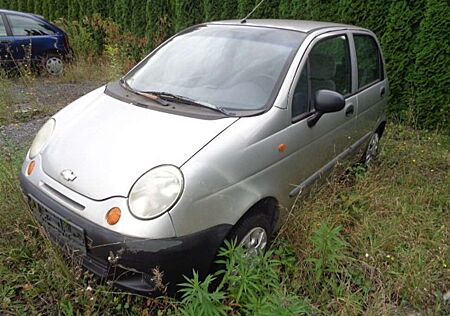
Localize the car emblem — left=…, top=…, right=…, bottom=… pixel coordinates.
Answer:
left=61, top=169, right=77, bottom=182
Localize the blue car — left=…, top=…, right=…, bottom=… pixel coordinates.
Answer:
left=0, top=9, right=72, bottom=75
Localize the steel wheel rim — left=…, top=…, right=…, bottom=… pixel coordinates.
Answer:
left=46, top=57, right=63, bottom=75
left=239, top=227, right=268, bottom=255
left=365, top=133, right=379, bottom=166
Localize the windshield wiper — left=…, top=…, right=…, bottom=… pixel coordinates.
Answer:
left=119, top=79, right=231, bottom=115
left=141, top=90, right=231, bottom=116
left=119, top=79, right=170, bottom=107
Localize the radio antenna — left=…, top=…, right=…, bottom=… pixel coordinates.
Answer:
left=241, top=0, right=266, bottom=23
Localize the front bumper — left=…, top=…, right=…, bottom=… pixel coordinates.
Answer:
left=20, top=173, right=231, bottom=295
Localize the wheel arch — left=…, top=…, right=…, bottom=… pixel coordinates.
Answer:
left=43, top=48, right=64, bottom=58
left=229, top=196, right=280, bottom=236
left=377, top=120, right=387, bottom=138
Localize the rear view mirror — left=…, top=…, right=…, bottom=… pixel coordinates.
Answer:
left=315, top=90, right=345, bottom=113
left=307, top=90, right=345, bottom=127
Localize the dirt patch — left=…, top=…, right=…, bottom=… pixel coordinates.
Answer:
left=0, top=80, right=103, bottom=149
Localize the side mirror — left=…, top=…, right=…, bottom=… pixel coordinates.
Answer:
left=307, top=90, right=345, bottom=127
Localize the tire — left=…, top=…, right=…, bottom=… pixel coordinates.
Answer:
left=42, top=53, right=64, bottom=76
left=363, top=131, right=381, bottom=167
left=227, top=213, right=272, bottom=255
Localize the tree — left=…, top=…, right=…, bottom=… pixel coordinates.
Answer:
left=174, top=0, right=203, bottom=32
left=66, top=0, right=78, bottom=20
left=114, top=0, right=130, bottom=31
left=146, top=0, right=174, bottom=48
left=251, top=0, right=280, bottom=19
left=381, top=1, right=416, bottom=120
left=221, top=0, right=238, bottom=20
left=131, top=0, right=148, bottom=36
left=203, top=0, right=222, bottom=21
left=91, top=0, right=109, bottom=17
left=408, top=0, right=450, bottom=131
left=238, top=0, right=255, bottom=20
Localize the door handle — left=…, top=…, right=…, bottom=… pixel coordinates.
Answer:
left=345, top=104, right=354, bottom=117
left=380, top=86, right=386, bottom=97
left=0, top=40, right=11, bottom=44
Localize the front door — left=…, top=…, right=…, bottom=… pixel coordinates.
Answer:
left=5, top=14, right=35, bottom=62
left=0, top=14, right=14, bottom=65
left=284, top=32, right=356, bottom=196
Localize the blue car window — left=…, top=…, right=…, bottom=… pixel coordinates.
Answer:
left=8, top=14, right=55, bottom=36
left=0, top=17, right=7, bottom=36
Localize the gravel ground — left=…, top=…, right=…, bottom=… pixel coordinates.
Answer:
left=1, top=81, right=103, bottom=149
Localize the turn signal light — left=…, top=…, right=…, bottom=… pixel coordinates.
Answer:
left=27, top=160, right=36, bottom=176
left=278, top=143, right=287, bottom=152
left=106, top=207, right=121, bottom=225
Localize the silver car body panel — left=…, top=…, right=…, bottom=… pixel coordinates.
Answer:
left=22, top=20, right=388, bottom=238
left=21, top=154, right=176, bottom=238
left=211, top=19, right=361, bottom=33
left=41, top=88, right=238, bottom=200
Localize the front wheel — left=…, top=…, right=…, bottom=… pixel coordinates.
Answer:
left=228, top=214, right=272, bottom=255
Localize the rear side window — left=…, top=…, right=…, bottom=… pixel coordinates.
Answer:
left=354, top=34, right=383, bottom=88
left=8, top=15, right=55, bottom=36
left=0, top=16, right=7, bottom=36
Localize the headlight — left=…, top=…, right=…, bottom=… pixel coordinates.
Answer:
left=29, top=118, right=55, bottom=159
left=128, top=165, right=184, bottom=219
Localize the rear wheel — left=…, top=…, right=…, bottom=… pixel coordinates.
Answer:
left=363, top=131, right=380, bottom=167
left=42, top=53, right=64, bottom=76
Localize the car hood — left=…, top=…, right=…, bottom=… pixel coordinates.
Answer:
left=41, top=87, right=238, bottom=200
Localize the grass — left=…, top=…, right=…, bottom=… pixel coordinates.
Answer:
left=1, top=13, right=447, bottom=314
left=1, top=121, right=448, bottom=315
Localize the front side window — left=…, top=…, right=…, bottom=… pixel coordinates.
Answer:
left=292, top=35, right=351, bottom=119
left=8, top=15, right=55, bottom=36
left=354, top=34, right=383, bottom=88
left=125, top=25, right=305, bottom=113
left=0, top=16, right=7, bottom=36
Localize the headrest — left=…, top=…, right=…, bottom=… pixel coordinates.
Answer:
left=309, top=53, right=336, bottom=80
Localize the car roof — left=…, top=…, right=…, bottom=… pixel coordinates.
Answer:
left=0, top=9, right=45, bottom=20
left=209, top=19, right=366, bottom=33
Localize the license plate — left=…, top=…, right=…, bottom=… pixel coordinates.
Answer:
left=29, top=198, right=87, bottom=255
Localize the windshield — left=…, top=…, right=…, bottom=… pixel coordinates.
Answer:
left=125, top=25, right=305, bottom=112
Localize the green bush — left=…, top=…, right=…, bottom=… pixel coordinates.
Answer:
left=279, top=0, right=302, bottom=19
left=381, top=1, right=415, bottom=121
left=2, top=0, right=449, bottom=131
left=221, top=0, right=239, bottom=20
left=238, top=0, right=255, bottom=19
left=67, top=0, right=80, bottom=21
left=173, top=0, right=203, bottom=32
left=408, top=0, right=450, bottom=132
left=130, top=0, right=148, bottom=37
left=203, top=0, right=222, bottom=21
left=175, top=241, right=311, bottom=315
left=145, top=0, right=174, bottom=49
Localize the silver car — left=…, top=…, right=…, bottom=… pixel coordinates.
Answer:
left=20, top=20, right=388, bottom=294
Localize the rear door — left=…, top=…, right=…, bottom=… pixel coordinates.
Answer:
left=351, top=32, right=388, bottom=140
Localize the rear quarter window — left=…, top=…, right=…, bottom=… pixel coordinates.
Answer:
left=0, top=16, right=7, bottom=36
left=354, top=34, right=383, bottom=89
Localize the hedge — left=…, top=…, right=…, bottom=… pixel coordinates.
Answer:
left=0, top=0, right=448, bottom=131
